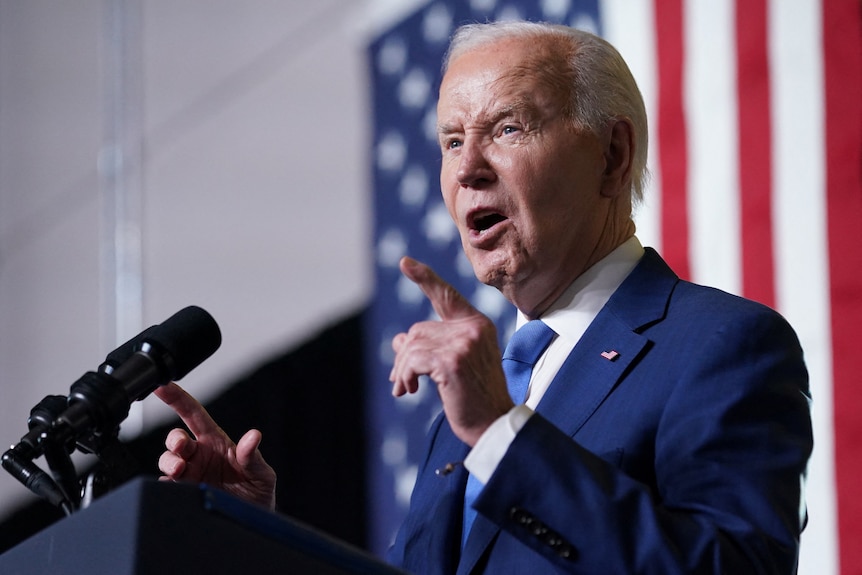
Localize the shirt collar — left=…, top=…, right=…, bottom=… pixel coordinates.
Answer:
left=514, top=236, right=645, bottom=340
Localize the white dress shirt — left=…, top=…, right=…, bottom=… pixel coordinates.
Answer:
left=464, top=237, right=645, bottom=484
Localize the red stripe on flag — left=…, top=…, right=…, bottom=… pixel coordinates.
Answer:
left=823, top=0, right=862, bottom=572
left=735, top=0, right=775, bottom=308
left=654, top=0, right=690, bottom=279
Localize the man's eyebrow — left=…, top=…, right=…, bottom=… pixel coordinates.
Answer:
left=436, top=100, right=535, bottom=136
left=436, top=122, right=460, bottom=137
left=488, top=100, right=534, bottom=122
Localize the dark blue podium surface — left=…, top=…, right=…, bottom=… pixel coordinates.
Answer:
left=0, top=478, right=407, bottom=574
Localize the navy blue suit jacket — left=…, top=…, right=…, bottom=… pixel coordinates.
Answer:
left=387, top=248, right=813, bottom=574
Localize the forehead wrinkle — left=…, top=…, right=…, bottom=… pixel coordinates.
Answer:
left=437, top=52, right=564, bottom=138
left=437, top=91, right=539, bottom=135
left=495, top=63, right=569, bottom=113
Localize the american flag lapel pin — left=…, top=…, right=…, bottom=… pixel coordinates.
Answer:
left=600, top=350, right=620, bottom=361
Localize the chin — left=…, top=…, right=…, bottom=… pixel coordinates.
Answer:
left=469, top=258, right=501, bottom=287
left=467, top=239, right=532, bottom=285
left=470, top=257, right=516, bottom=294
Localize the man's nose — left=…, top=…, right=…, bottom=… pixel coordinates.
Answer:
left=456, top=139, right=497, bottom=188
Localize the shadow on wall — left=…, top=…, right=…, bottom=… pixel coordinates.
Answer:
left=0, top=308, right=370, bottom=554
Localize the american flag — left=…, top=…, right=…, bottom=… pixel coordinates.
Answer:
left=365, top=1, right=862, bottom=573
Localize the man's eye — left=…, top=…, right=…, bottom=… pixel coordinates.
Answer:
left=502, top=125, right=520, bottom=136
left=446, top=139, right=462, bottom=150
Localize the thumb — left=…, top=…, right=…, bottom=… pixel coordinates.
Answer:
left=235, top=429, right=265, bottom=469
left=400, top=256, right=477, bottom=321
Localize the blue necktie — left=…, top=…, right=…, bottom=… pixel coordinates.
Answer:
left=461, top=320, right=557, bottom=549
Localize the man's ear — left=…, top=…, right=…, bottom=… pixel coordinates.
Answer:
left=600, top=118, right=634, bottom=198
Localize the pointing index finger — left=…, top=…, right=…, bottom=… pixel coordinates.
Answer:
left=400, top=256, right=477, bottom=321
left=153, top=382, right=221, bottom=440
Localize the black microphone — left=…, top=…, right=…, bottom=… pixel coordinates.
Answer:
left=100, top=325, right=158, bottom=374
left=56, top=305, right=222, bottom=443
left=7, top=326, right=161, bottom=458
left=2, top=306, right=221, bottom=512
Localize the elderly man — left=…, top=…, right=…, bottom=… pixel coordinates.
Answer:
left=157, top=21, right=812, bottom=574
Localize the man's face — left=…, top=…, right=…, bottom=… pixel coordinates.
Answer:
left=437, top=37, right=614, bottom=316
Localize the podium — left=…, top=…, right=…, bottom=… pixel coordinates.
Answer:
left=0, top=477, right=407, bottom=574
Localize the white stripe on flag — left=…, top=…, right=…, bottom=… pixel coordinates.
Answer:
left=686, top=0, right=742, bottom=294
left=600, top=0, right=663, bottom=253
left=769, top=0, right=838, bottom=573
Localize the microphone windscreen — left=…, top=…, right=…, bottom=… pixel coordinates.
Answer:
left=145, top=306, right=222, bottom=380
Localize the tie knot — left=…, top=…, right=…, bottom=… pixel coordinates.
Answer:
left=503, top=320, right=556, bottom=366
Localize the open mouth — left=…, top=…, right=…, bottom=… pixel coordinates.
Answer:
left=470, top=212, right=507, bottom=233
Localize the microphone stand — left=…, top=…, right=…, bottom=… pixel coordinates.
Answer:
left=1, top=370, right=144, bottom=515
left=1, top=395, right=77, bottom=515
left=31, top=396, right=81, bottom=509
left=76, top=424, right=140, bottom=508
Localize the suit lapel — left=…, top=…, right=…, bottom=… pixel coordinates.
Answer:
left=536, top=248, right=676, bottom=434
left=432, top=424, right=471, bottom=573
left=535, top=316, right=650, bottom=435
left=457, top=513, right=499, bottom=575
left=398, top=415, right=469, bottom=575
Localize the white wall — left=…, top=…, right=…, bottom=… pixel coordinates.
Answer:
left=0, top=0, right=425, bottom=518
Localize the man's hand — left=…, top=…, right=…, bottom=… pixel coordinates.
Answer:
left=389, top=256, right=514, bottom=446
left=154, top=382, right=277, bottom=510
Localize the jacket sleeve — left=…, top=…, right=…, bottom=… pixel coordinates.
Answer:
left=473, top=308, right=813, bottom=574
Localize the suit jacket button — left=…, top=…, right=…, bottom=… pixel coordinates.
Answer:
left=509, top=507, right=531, bottom=525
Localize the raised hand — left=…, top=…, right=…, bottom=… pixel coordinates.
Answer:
left=154, top=382, right=277, bottom=510
left=389, top=257, right=514, bottom=446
